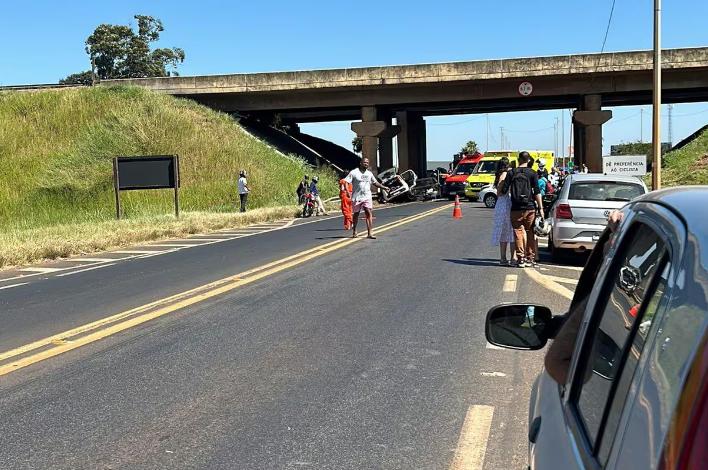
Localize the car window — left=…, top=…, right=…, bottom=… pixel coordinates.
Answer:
left=569, top=181, right=645, bottom=201
left=573, top=223, right=667, bottom=452
left=474, top=161, right=497, bottom=174
left=597, top=261, right=671, bottom=463
left=454, top=163, right=475, bottom=174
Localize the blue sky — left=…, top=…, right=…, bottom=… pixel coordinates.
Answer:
left=2, top=0, right=707, bottom=161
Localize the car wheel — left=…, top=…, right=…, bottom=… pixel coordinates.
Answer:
left=484, top=194, right=497, bottom=208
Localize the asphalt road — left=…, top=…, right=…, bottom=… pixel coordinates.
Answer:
left=0, top=201, right=579, bottom=469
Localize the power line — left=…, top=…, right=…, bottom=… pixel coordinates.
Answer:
left=428, top=115, right=486, bottom=126
left=503, top=125, right=555, bottom=133
left=599, top=0, right=618, bottom=55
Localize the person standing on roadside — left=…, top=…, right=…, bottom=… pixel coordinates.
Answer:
left=490, top=157, right=516, bottom=265
left=581, top=163, right=589, bottom=174
left=238, top=170, right=250, bottom=213
left=297, top=175, right=309, bottom=204
left=345, top=157, right=388, bottom=239
left=504, top=151, right=544, bottom=267
left=339, top=176, right=353, bottom=230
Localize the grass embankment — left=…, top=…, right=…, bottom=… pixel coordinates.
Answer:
left=660, top=126, right=708, bottom=186
left=0, top=86, right=337, bottom=268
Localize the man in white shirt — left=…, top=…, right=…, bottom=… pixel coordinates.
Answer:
left=344, top=158, right=388, bottom=239
left=237, top=170, right=250, bottom=213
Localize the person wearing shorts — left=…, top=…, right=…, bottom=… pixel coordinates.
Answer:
left=344, top=157, right=388, bottom=239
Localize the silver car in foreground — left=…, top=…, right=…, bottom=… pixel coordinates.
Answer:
left=549, top=174, right=647, bottom=259
left=486, top=187, right=708, bottom=470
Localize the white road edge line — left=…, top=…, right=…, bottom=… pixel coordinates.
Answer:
left=0, top=282, right=29, bottom=290
left=449, top=405, right=494, bottom=470
left=56, top=263, right=117, bottom=277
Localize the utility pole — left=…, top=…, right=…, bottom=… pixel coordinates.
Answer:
left=554, top=116, right=560, bottom=159
left=500, top=127, right=505, bottom=149
left=561, top=110, right=565, bottom=167
left=640, top=108, right=644, bottom=142
left=486, top=114, right=490, bottom=151
left=652, top=0, right=662, bottom=190
left=668, top=104, right=674, bottom=146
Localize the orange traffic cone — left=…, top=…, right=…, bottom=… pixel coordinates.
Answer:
left=452, top=195, right=463, bottom=219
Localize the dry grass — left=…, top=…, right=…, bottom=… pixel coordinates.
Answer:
left=0, top=206, right=303, bottom=269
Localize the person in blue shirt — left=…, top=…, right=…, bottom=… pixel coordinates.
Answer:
left=309, top=176, right=328, bottom=216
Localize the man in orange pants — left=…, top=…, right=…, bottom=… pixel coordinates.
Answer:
left=339, top=177, right=353, bottom=230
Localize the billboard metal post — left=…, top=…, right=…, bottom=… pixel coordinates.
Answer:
left=113, top=157, right=122, bottom=220
left=174, top=155, right=180, bottom=218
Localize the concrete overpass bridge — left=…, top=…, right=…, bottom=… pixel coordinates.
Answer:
left=105, top=47, right=708, bottom=174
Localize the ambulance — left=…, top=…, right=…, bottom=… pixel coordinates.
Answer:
left=463, top=150, right=555, bottom=201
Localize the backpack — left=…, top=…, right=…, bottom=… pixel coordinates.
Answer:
left=504, top=168, right=533, bottom=207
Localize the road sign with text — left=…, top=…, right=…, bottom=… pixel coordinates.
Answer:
left=602, top=155, right=647, bottom=176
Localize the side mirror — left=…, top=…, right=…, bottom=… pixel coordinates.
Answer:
left=485, top=304, right=554, bottom=350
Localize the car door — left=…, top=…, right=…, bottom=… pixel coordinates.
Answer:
left=559, top=207, right=681, bottom=469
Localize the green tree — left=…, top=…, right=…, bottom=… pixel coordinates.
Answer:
left=59, top=71, right=94, bottom=86
left=460, top=140, right=479, bottom=155
left=63, top=15, right=185, bottom=82
left=352, top=136, right=363, bottom=154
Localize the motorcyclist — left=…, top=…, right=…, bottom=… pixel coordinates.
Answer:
left=309, top=176, right=328, bottom=216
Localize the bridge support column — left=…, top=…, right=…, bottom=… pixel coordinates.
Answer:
left=351, top=107, right=400, bottom=175
left=573, top=95, right=612, bottom=172
left=378, top=110, right=394, bottom=170
left=395, top=111, right=427, bottom=175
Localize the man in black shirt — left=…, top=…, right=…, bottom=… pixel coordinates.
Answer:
left=505, top=151, right=545, bottom=267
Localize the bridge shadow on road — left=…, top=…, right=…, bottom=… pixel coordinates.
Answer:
left=442, top=258, right=501, bottom=267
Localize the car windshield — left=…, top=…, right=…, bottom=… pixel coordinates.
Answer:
left=453, top=163, right=475, bottom=175
left=473, top=161, right=498, bottom=174
left=568, top=181, right=645, bottom=201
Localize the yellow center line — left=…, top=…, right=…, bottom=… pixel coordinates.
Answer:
left=0, top=204, right=450, bottom=377
left=524, top=267, right=574, bottom=300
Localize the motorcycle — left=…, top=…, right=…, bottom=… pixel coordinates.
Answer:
left=302, top=193, right=316, bottom=217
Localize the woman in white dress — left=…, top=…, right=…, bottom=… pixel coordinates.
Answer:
left=490, top=158, right=516, bottom=265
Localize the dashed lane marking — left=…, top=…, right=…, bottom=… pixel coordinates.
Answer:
left=502, top=274, right=518, bottom=292
left=524, top=267, right=574, bottom=300
left=481, top=372, right=507, bottom=377
left=449, top=405, right=494, bottom=470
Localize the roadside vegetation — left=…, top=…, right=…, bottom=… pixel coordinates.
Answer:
left=660, top=126, right=708, bottom=186
left=0, top=86, right=337, bottom=268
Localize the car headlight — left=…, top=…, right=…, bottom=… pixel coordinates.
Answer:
left=463, top=181, right=470, bottom=187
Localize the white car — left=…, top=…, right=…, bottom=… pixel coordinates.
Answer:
left=478, top=184, right=497, bottom=208
left=548, top=174, right=648, bottom=259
